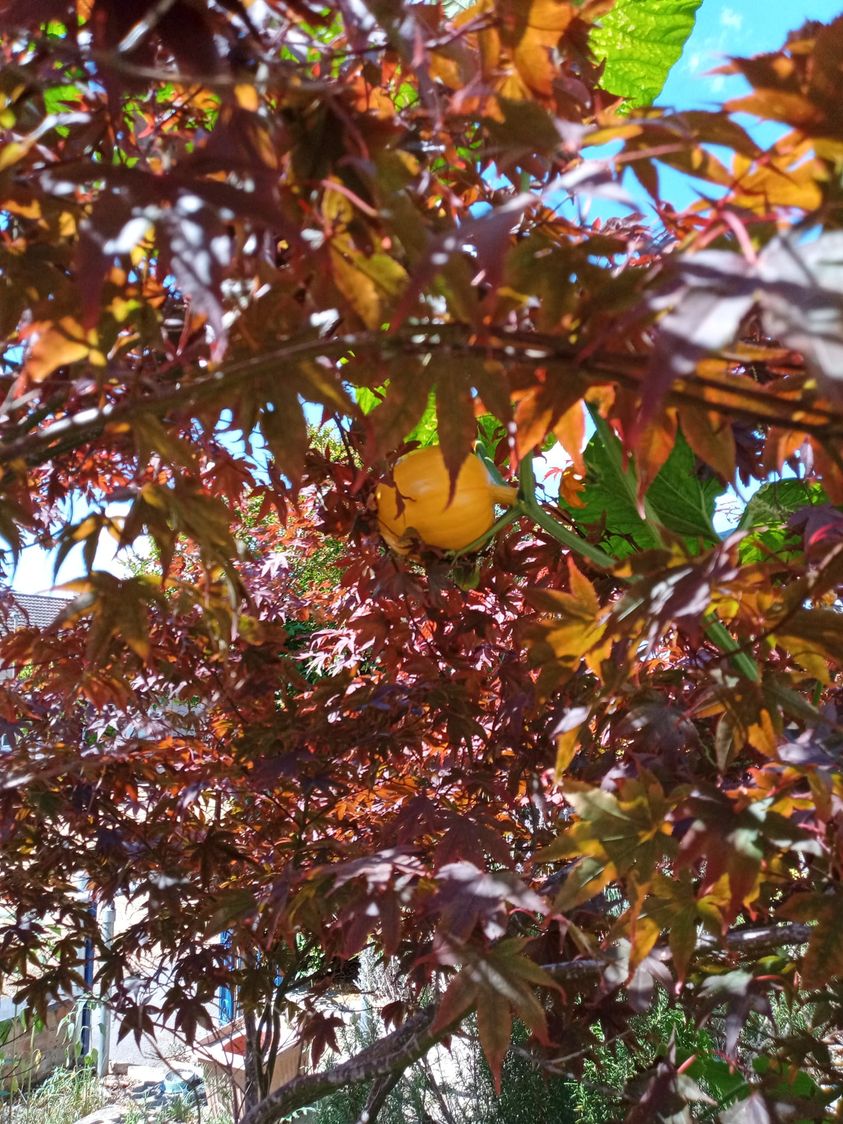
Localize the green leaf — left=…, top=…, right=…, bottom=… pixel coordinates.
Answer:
left=738, top=479, right=828, bottom=564
left=751, top=1056, right=828, bottom=1100
left=541, top=775, right=676, bottom=887
left=590, top=0, right=704, bottom=105
left=355, top=374, right=438, bottom=452
left=559, top=427, right=721, bottom=558
left=406, top=391, right=438, bottom=446
left=356, top=385, right=385, bottom=415
left=644, top=871, right=702, bottom=983
left=739, top=479, right=828, bottom=530
left=647, top=439, right=722, bottom=543
left=43, top=84, right=84, bottom=114
left=358, top=382, right=449, bottom=451
left=681, top=1050, right=750, bottom=1108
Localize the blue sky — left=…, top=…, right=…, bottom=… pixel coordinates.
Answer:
left=661, top=0, right=843, bottom=109
left=574, top=0, right=843, bottom=218
left=650, top=0, right=843, bottom=208
left=10, top=0, right=840, bottom=592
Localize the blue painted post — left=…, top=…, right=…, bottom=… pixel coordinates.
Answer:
left=219, top=930, right=235, bottom=1025
left=80, top=902, right=96, bottom=1058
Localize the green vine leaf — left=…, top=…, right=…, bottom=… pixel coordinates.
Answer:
left=590, top=0, right=704, bottom=105
left=559, top=427, right=721, bottom=558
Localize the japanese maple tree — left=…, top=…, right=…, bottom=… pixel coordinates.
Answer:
left=1, top=0, right=843, bottom=1120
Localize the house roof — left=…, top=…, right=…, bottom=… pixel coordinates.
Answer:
left=2, top=592, right=70, bottom=630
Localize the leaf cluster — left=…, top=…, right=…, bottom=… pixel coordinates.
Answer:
left=1, top=2, right=843, bottom=1122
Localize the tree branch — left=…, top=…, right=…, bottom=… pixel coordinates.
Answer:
left=239, top=922, right=812, bottom=1124
left=420, top=1057, right=460, bottom=1124
left=355, top=1069, right=403, bottom=1124
left=240, top=1006, right=448, bottom=1124
left=540, top=922, right=813, bottom=985
left=243, top=1007, right=264, bottom=1110
left=3, top=325, right=841, bottom=471
left=705, top=921, right=812, bottom=956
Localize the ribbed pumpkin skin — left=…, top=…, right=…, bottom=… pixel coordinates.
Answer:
left=376, top=447, right=516, bottom=552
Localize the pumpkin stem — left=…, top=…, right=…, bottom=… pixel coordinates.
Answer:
left=490, top=484, right=518, bottom=506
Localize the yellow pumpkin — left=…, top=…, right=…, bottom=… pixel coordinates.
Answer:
left=376, top=446, right=517, bottom=553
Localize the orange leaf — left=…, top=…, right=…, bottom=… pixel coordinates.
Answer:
left=559, top=467, right=586, bottom=508
left=513, top=369, right=585, bottom=459
left=499, top=0, right=576, bottom=99
left=747, top=709, right=778, bottom=757
left=553, top=400, right=586, bottom=475
left=634, top=413, right=677, bottom=502
left=23, top=317, right=104, bottom=382
left=679, top=407, right=736, bottom=481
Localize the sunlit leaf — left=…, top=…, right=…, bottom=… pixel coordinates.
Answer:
left=558, top=427, right=721, bottom=558
left=590, top=0, right=703, bottom=105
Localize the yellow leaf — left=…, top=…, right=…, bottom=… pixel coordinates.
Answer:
left=553, top=855, right=617, bottom=912
left=696, top=874, right=731, bottom=929
left=179, top=86, right=220, bottom=112
left=24, top=318, right=104, bottom=382
left=554, top=707, right=588, bottom=775
left=713, top=597, right=741, bottom=622
left=730, top=151, right=824, bottom=212
left=0, top=141, right=29, bottom=173
left=774, top=636, right=831, bottom=682
left=747, top=708, right=778, bottom=756
left=624, top=910, right=661, bottom=975
left=525, top=561, right=612, bottom=684
left=454, top=0, right=500, bottom=79
left=555, top=727, right=578, bottom=773
left=726, top=91, right=822, bottom=131
left=0, top=197, right=41, bottom=220
left=567, top=558, right=599, bottom=615
left=585, top=123, right=643, bottom=146
left=330, top=247, right=408, bottom=330
left=234, top=83, right=260, bottom=111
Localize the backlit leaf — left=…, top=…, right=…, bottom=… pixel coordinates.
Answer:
left=590, top=0, right=703, bottom=105
left=558, top=427, right=721, bottom=558
left=23, top=317, right=104, bottom=382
